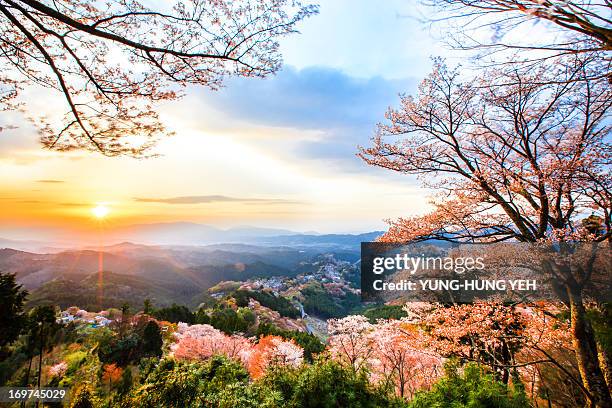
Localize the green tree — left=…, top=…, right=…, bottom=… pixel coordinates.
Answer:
left=256, top=323, right=324, bottom=362
left=237, top=308, right=256, bottom=328
left=409, top=361, right=529, bottom=408
left=121, top=303, right=130, bottom=320
left=143, top=299, right=153, bottom=315
left=153, top=304, right=194, bottom=324
left=69, top=385, right=97, bottom=408
left=362, top=305, right=407, bottom=323
left=0, top=272, right=28, bottom=350
left=194, top=308, right=211, bottom=325
left=98, top=332, right=140, bottom=366
left=257, top=358, right=404, bottom=408
left=142, top=321, right=163, bottom=358
left=129, top=356, right=251, bottom=407
left=234, top=289, right=300, bottom=318
left=117, top=368, right=133, bottom=395
left=28, top=306, right=58, bottom=391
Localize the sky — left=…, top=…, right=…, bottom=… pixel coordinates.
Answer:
left=0, top=0, right=453, bottom=240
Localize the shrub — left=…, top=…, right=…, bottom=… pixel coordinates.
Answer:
left=409, top=361, right=530, bottom=408
left=153, top=304, right=194, bottom=324
left=257, top=357, right=406, bottom=408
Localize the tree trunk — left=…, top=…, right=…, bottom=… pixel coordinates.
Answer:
left=21, top=355, right=33, bottom=408
left=596, top=303, right=612, bottom=391
left=35, top=324, right=44, bottom=408
left=24, top=355, right=32, bottom=386
left=568, top=288, right=612, bottom=408
left=597, top=340, right=612, bottom=393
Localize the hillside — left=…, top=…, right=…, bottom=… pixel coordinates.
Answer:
left=2, top=243, right=362, bottom=312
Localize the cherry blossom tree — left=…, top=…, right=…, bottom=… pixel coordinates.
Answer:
left=370, top=319, right=443, bottom=399
left=171, top=323, right=252, bottom=363
left=327, top=315, right=444, bottom=399
left=515, top=304, right=586, bottom=406
left=423, top=0, right=611, bottom=79
left=420, top=302, right=526, bottom=384
left=327, top=315, right=375, bottom=373
left=360, top=59, right=610, bottom=244
left=171, top=323, right=304, bottom=379
left=359, top=58, right=611, bottom=406
left=403, top=301, right=585, bottom=405
left=48, top=361, right=67, bottom=378
left=247, top=334, right=304, bottom=378
left=0, top=0, right=317, bottom=156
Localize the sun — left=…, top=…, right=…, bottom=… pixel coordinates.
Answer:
left=91, top=204, right=110, bottom=219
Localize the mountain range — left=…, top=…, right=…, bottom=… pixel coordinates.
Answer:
left=0, top=236, right=365, bottom=311
left=0, top=222, right=383, bottom=251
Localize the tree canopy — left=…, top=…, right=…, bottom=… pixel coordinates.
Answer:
left=0, top=0, right=317, bottom=156
left=0, top=272, right=28, bottom=350
left=360, top=58, right=610, bottom=244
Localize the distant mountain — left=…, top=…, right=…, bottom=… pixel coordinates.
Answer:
left=0, top=242, right=351, bottom=310
left=1, top=222, right=384, bottom=249
left=109, top=222, right=299, bottom=245
left=109, top=223, right=383, bottom=248
left=25, top=271, right=184, bottom=311
left=0, top=237, right=53, bottom=252
left=252, top=232, right=384, bottom=248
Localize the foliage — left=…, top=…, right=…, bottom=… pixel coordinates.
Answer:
left=193, top=301, right=258, bottom=334
left=0, top=272, right=28, bottom=350
left=143, top=299, right=153, bottom=315
left=587, top=304, right=612, bottom=354
left=209, top=306, right=254, bottom=334
left=362, top=305, right=407, bottom=323
left=97, top=319, right=165, bottom=366
left=131, top=355, right=407, bottom=407
left=102, top=363, right=123, bottom=387
left=153, top=304, right=194, bottom=324
left=0, top=350, right=28, bottom=385
left=117, top=367, right=133, bottom=395
left=256, top=323, right=325, bottom=362
left=301, top=283, right=357, bottom=319
left=65, top=350, right=88, bottom=373
left=69, top=384, right=99, bottom=408
left=98, top=332, right=141, bottom=366
left=256, top=357, right=406, bottom=408
left=142, top=321, right=163, bottom=358
left=409, top=361, right=530, bottom=408
left=129, top=356, right=251, bottom=407
left=234, top=289, right=301, bottom=318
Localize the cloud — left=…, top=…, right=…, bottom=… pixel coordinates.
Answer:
left=36, top=179, right=64, bottom=183
left=133, top=195, right=302, bottom=205
left=60, top=202, right=89, bottom=207
left=176, top=66, right=418, bottom=173
left=200, top=66, right=416, bottom=130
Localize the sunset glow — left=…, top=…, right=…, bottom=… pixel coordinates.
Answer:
left=91, top=204, right=110, bottom=219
